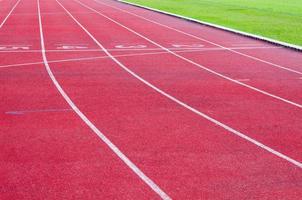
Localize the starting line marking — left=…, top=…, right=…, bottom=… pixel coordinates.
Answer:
left=56, top=44, right=89, bottom=50
left=0, top=45, right=31, bottom=50
left=115, top=44, right=147, bottom=48
left=0, top=47, right=284, bottom=69
left=114, top=44, right=205, bottom=49
left=0, top=46, right=282, bottom=53
left=172, top=44, right=204, bottom=48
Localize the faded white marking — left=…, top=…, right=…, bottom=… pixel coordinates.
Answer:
left=172, top=44, right=204, bottom=48
left=0, top=45, right=282, bottom=53
left=56, top=45, right=88, bottom=50
left=0, top=45, right=31, bottom=50
left=115, top=44, right=147, bottom=49
left=0, top=47, right=284, bottom=70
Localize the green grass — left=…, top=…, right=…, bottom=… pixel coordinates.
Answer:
left=125, top=0, right=302, bottom=46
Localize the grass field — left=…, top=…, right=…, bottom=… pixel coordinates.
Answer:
left=124, top=0, right=302, bottom=46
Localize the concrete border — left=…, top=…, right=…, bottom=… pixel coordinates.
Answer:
left=118, top=0, right=302, bottom=51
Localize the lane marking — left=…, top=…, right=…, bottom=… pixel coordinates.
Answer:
left=0, top=45, right=31, bottom=50
left=0, top=0, right=21, bottom=29
left=172, top=44, right=204, bottom=48
left=56, top=43, right=88, bottom=45
left=56, top=45, right=88, bottom=50
left=0, top=45, right=281, bottom=53
left=38, top=0, right=171, bottom=199
left=5, top=108, right=72, bottom=115
left=59, top=0, right=302, bottom=169
left=76, top=0, right=302, bottom=109
left=96, top=0, right=302, bottom=75
left=115, top=44, right=147, bottom=48
left=0, top=47, right=282, bottom=69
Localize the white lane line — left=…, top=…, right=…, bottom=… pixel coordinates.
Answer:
left=0, top=49, right=209, bottom=68
left=75, top=0, right=302, bottom=109
left=0, top=0, right=21, bottom=28
left=0, top=46, right=281, bottom=53
left=38, top=1, right=171, bottom=199
left=0, top=47, right=281, bottom=69
left=5, top=108, right=72, bottom=115
left=57, top=0, right=302, bottom=169
left=0, top=50, right=187, bottom=69
left=0, top=60, right=44, bottom=68
left=96, top=0, right=302, bottom=76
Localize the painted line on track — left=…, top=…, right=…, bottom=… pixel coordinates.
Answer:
left=0, top=47, right=281, bottom=69
left=0, top=0, right=21, bottom=28
left=0, top=46, right=281, bottom=53
left=76, top=0, right=302, bottom=109
left=58, top=0, right=302, bottom=169
left=38, top=0, right=171, bottom=199
left=98, top=0, right=302, bottom=76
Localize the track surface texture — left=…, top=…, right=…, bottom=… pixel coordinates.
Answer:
left=0, top=0, right=301, bottom=199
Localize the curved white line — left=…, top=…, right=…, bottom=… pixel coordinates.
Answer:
left=37, top=0, right=171, bottom=199
left=75, top=0, right=302, bottom=109
left=98, top=0, right=302, bottom=75
left=56, top=0, right=302, bottom=169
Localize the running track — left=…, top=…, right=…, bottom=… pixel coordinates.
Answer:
left=0, top=0, right=301, bottom=199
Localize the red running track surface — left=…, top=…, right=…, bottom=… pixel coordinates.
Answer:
left=0, top=0, right=301, bottom=199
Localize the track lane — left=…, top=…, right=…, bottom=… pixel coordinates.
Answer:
left=176, top=49, right=302, bottom=103
left=38, top=0, right=169, bottom=199
left=96, top=0, right=302, bottom=73
left=1, top=64, right=151, bottom=199
left=1, top=64, right=161, bottom=200
left=80, top=0, right=302, bottom=106
left=49, top=0, right=302, bottom=198
left=60, top=0, right=302, bottom=161
left=1, top=0, right=166, bottom=199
